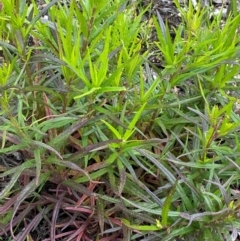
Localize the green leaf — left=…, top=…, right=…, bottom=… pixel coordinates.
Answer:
left=47, top=157, right=92, bottom=182
left=62, top=180, right=95, bottom=196
left=117, top=158, right=126, bottom=195
left=162, top=181, right=178, bottom=226
left=75, top=168, right=109, bottom=183
left=123, top=102, right=146, bottom=141
left=48, top=118, right=91, bottom=151
left=37, top=117, right=77, bottom=133
left=96, top=198, right=105, bottom=234
left=101, top=120, right=122, bottom=139
left=121, top=218, right=161, bottom=231
left=73, top=87, right=101, bottom=100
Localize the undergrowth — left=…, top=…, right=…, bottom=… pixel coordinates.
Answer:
left=0, top=0, right=240, bottom=240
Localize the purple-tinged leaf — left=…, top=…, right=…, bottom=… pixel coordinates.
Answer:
left=14, top=209, right=45, bottom=241
left=51, top=192, right=65, bottom=240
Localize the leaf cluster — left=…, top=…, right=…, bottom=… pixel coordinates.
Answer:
left=0, top=0, right=240, bottom=240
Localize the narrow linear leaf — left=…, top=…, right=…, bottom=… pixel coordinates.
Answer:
left=15, top=209, right=45, bottom=241
left=10, top=174, right=48, bottom=237
left=48, top=158, right=92, bottom=182
left=31, top=140, right=62, bottom=160
left=101, top=120, right=122, bottom=139
left=117, top=159, right=126, bottom=195
left=76, top=168, right=109, bottom=183
left=180, top=208, right=233, bottom=227
left=162, top=181, right=178, bottom=226
left=62, top=180, right=95, bottom=196
left=33, top=149, right=42, bottom=185
left=48, top=118, right=91, bottom=150
left=67, top=139, right=121, bottom=162
left=123, top=103, right=146, bottom=140
left=73, top=87, right=101, bottom=99
left=136, top=148, right=176, bottom=183
left=28, top=0, right=59, bottom=35
left=51, top=192, right=65, bottom=240
left=0, top=170, right=23, bottom=199
left=96, top=198, right=105, bottom=235
left=121, top=218, right=161, bottom=231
